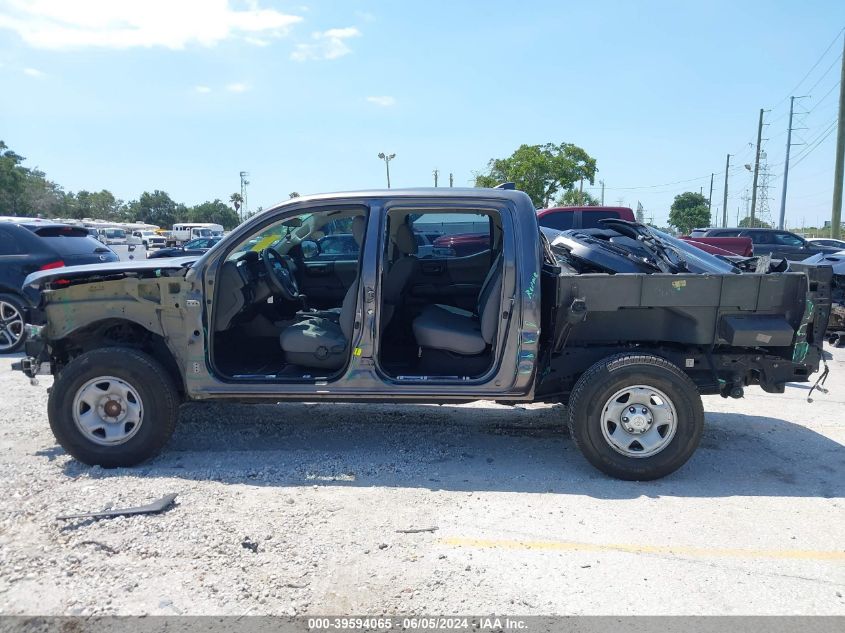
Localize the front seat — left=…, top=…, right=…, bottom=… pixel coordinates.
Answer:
left=381, top=223, right=419, bottom=328
left=279, top=216, right=365, bottom=370
left=411, top=255, right=502, bottom=356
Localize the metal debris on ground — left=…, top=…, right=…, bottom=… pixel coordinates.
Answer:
left=56, top=493, right=177, bottom=521
left=396, top=526, right=439, bottom=534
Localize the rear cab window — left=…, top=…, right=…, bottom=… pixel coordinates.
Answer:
left=581, top=210, right=622, bottom=229
left=539, top=213, right=574, bottom=231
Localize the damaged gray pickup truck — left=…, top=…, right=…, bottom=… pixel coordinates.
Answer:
left=13, top=187, right=833, bottom=480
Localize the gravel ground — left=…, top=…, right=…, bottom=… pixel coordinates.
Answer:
left=0, top=347, right=843, bottom=616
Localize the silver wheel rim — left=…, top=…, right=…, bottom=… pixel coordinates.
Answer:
left=0, top=300, right=24, bottom=351
left=600, top=384, right=677, bottom=458
left=72, top=376, right=144, bottom=446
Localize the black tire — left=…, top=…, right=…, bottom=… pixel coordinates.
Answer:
left=567, top=354, right=704, bottom=481
left=48, top=348, right=180, bottom=467
left=0, top=292, right=27, bottom=354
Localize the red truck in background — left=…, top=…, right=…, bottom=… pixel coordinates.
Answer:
left=432, top=232, right=490, bottom=257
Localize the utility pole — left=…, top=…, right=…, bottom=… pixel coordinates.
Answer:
left=449, top=172, right=454, bottom=187
left=377, top=152, right=395, bottom=188
left=750, top=108, right=766, bottom=223
left=779, top=97, right=797, bottom=229
left=708, top=173, right=714, bottom=225
left=832, top=33, right=845, bottom=240
left=599, top=180, right=605, bottom=205
left=433, top=169, right=439, bottom=187
left=579, top=177, right=584, bottom=204
left=722, top=154, right=731, bottom=227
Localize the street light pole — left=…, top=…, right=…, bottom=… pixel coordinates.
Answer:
left=377, top=152, right=396, bottom=188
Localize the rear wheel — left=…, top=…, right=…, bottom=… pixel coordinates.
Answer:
left=568, top=354, right=704, bottom=480
left=48, top=348, right=180, bottom=467
left=0, top=293, right=26, bottom=354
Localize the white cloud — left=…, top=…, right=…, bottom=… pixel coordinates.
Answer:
left=23, top=66, right=44, bottom=77
left=194, top=85, right=211, bottom=93
left=244, top=36, right=269, bottom=47
left=226, top=82, right=249, bottom=93
left=0, top=0, right=303, bottom=50
left=355, top=11, right=376, bottom=23
left=290, top=26, right=360, bottom=61
left=366, top=95, right=395, bottom=107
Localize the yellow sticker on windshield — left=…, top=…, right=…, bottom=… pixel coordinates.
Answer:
left=353, top=347, right=362, bottom=356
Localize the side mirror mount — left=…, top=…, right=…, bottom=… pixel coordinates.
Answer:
left=300, top=239, right=320, bottom=260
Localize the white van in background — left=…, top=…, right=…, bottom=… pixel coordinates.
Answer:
left=96, top=227, right=128, bottom=245
left=170, top=223, right=224, bottom=246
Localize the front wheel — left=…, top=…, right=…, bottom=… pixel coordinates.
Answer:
left=48, top=348, right=180, bottom=467
left=568, top=354, right=704, bottom=480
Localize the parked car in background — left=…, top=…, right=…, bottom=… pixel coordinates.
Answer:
left=690, top=227, right=842, bottom=260
left=807, top=237, right=845, bottom=251
left=147, top=236, right=222, bottom=259
left=130, top=230, right=167, bottom=250
left=316, top=234, right=358, bottom=260
left=0, top=222, right=118, bottom=353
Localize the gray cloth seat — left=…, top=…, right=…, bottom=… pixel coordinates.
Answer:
left=412, top=255, right=502, bottom=355
left=279, top=216, right=365, bottom=370
left=381, top=223, right=419, bottom=328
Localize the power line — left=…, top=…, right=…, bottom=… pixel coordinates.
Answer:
left=806, top=80, right=842, bottom=116
left=804, top=53, right=844, bottom=98
left=771, top=27, right=845, bottom=110
left=790, top=120, right=838, bottom=168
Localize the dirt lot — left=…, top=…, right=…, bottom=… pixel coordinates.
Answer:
left=0, top=347, right=843, bottom=616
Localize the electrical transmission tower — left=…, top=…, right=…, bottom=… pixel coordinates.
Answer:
left=757, top=151, right=773, bottom=226
left=239, top=171, right=250, bottom=221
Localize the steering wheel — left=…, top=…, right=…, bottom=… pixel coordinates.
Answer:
left=262, top=247, right=299, bottom=301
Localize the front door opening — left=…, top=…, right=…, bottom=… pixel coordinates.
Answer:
left=210, top=206, right=367, bottom=381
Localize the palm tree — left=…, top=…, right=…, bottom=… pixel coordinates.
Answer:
left=229, top=192, right=243, bottom=211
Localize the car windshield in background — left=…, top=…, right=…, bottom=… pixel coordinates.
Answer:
left=645, top=226, right=740, bottom=274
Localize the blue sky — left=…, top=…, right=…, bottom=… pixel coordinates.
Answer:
left=2, top=0, right=844, bottom=228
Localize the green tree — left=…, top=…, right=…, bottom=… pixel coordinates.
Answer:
left=0, top=141, right=29, bottom=215
left=668, top=192, right=711, bottom=235
left=187, top=199, right=241, bottom=229
left=289, top=191, right=300, bottom=199
left=474, top=142, right=597, bottom=208
left=738, top=216, right=772, bottom=229
left=129, top=190, right=185, bottom=228
left=555, top=189, right=600, bottom=206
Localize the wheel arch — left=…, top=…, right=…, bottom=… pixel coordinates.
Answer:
left=52, top=317, right=185, bottom=395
